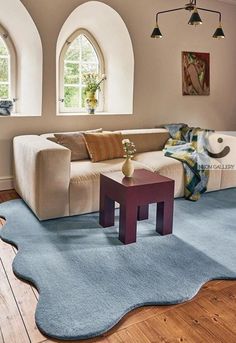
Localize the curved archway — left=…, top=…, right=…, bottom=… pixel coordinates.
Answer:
left=0, top=0, right=42, bottom=116
left=57, top=1, right=134, bottom=114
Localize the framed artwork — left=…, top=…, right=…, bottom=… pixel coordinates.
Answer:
left=182, top=51, right=210, bottom=96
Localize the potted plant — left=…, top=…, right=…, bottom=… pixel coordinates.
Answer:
left=83, top=73, right=106, bottom=114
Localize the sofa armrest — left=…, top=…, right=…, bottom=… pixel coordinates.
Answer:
left=13, top=135, right=71, bottom=220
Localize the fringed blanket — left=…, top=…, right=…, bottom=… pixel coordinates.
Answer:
left=164, top=124, right=211, bottom=201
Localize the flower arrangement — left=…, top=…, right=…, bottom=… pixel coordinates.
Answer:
left=83, top=73, right=106, bottom=94
left=122, top=139, right=136, bottom=159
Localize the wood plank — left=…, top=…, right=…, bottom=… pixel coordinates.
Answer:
left=177, top=302, right=236, bottom=343
left=0, top=259, right=30, bottom=343
left=0, top=240, right=45, bottom=343
left=43, top=336, right=110, bottom=343
left=138, top=311, right=204, bottom=343
left=106, top=305, right=173, bottom=333
left=115, top=325, right=150, bottom=343
left=197, top=296, right=236, bottom=334
left=11, top=245, right=39, bottom=300
left=0, top=190, right=19, bottom=203
left=199, top=280, right=236, bottom=297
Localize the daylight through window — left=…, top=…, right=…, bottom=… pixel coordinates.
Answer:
left=0, top=36, right=10, bottom=100
left=60, top=30, right=104, bottom=113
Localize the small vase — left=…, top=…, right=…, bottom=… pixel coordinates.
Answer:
left=122, top=157, right=134, bottom=178
left=85, top=91, right=98, bottom=114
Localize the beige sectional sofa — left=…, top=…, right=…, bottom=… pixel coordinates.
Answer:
left=13, top=128, right=236, bottom=220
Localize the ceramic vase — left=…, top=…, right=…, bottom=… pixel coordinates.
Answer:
left=85, top=91, right=98, bottom=114
left=122, top=156, right=134, bottom=178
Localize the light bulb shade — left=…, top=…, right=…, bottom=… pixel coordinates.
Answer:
left=188, top=9, right=203, bottom=25
left=213, top=26, right=225, bottom=38
left=151, top=26, right=163, bottom=38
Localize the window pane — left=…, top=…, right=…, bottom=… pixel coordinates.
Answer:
left=0, top=58, right=9, bottom=82
left=65, top=38, right=80, bottom=61
left=64, top=63, right=80, bottom=84
left=81, top=87, right=86, bottom=108
left=62, top=32, right=102, bottom=111
left=64, top=86, right=79, bottom=108
left=0, top=38, right=8, bottom=56
left=81, top=35, right=98, bottom=63
left=0, top=84, right=9, bottom=99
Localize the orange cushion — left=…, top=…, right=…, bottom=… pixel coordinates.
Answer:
left=48, top=128, right=102, bottom=161
left=83, top=132, right=124, bottom=162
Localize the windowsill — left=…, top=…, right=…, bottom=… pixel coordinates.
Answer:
left=0, top=113, right=41, bottom=118
left=57, top=112, right=133, bottom=116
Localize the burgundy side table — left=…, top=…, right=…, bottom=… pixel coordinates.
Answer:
left=99, top=169, right=175, bottom=245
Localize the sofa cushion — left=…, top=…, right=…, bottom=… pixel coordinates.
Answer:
left=69, top=159, right=148, bottom=215
left=83, top=132, right=124, bottom=162
left=40, top=128, right=102, bottom=140
left=53, top=133, right=89, bottom=161
left=43, top=128, right=102, bottom=161
left=119, top=128, right=170, bottom=153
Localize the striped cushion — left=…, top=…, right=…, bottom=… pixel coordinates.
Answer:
left=83, top=132, right=124, bottom=162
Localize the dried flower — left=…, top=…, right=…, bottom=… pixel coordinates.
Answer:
left=122, top=139, right=136, bottom=158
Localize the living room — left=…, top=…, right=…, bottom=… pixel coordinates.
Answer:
left=0, top=0, right=236, bottom=342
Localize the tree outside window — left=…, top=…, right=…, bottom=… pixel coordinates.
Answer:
left=0, top=37, right=10, bottom=100
left=60, top=30, right=104, bottom=113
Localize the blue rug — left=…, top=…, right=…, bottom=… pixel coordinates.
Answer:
left=0, top=189, right=236, bottom=340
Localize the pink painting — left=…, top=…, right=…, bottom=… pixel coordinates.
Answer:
left=182, top=51, right=210, bottom=96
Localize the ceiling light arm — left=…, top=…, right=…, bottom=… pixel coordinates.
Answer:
left=197, top=7, right=222, bottom=22
left=155, top=7, right=185, bottom=24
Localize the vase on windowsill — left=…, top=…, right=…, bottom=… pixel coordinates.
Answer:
left=83, top=73, right=106, bottom=115
left=85, top=91, right=98, bottom=114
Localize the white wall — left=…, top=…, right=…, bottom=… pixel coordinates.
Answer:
left=57, top=1, right=134, bottom=114
left=0, top=0, right=236, bottom=190
left=0, top=0, right=42, bottom=115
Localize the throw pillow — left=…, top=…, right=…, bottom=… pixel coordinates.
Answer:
left=83, top=132, right=124, bottom=162
left=52, top=128, right=102, bottom=161
left=47, top=137, right=57, bottom=143
left=54, top=133, right=89, bottom=161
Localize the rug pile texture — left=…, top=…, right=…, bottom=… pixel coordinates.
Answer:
left=0, top=189, right=236, bottom=340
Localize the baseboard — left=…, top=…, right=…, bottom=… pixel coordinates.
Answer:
left=0, top=176, right=14, bottom=191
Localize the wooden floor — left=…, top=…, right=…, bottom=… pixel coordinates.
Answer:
left=0, top=190, right=235, bottom=343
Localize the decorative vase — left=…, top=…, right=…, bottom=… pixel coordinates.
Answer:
left=122, top=156, right=134, bottom=178
left=85, top=91, right=98, bottom=114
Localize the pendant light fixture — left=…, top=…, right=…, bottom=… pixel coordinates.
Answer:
left=151, top=0, right=225, bottom=39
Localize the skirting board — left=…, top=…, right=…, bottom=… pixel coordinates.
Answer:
left=0, top=176, right=14, bottom=191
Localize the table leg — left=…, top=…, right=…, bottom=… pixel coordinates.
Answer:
left=137, top=205, right=149, bottom=221
left=119, top=204, right=137, bottom=244
left=156, top=199, right=174, bottom=235
left=99, top=195, right=115, bottom=228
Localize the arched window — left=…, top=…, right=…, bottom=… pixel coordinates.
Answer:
left=0, top=24, right=17, bottom=106
left=59, top=29, right=104, bottom=113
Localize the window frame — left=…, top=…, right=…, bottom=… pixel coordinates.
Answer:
left=59, top=28, right=105, bottom=114
left=0, top=24, right=17, bottom=111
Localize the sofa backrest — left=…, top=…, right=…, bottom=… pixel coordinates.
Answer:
left=40, top=128, right=170, bottom=154
left=119, top=129, right=170, bottom=153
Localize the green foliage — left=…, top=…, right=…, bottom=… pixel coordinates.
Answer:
left=64, top=87, right=79, bottom=108
left=83, top=73, right=106, bottom=94
left=0, top=84, right=9, bottom=99
left=64, top=63, right=80, bottom=84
